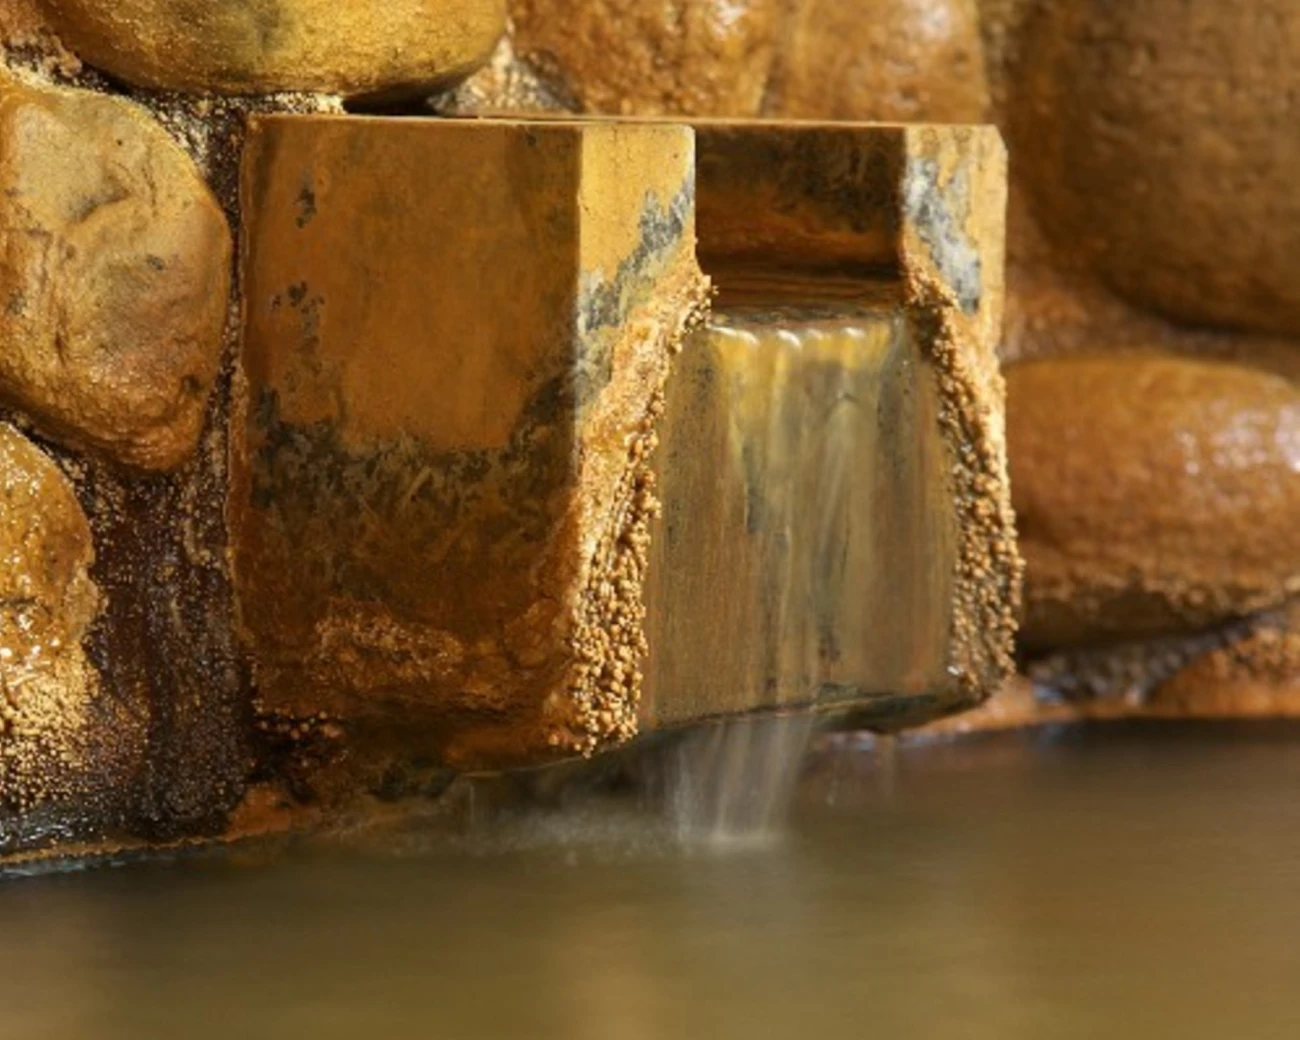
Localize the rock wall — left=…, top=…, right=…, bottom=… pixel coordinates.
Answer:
left=983, top=0, right=1300, bottom=714
left=0, top=0, right=1014, bottom=862
left=0, top=0, right=491, bottom=860
left=5, top=0, right=1287, bottom=861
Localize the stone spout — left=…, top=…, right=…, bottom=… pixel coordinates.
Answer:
left=232, top=115, right=1018, bottom=782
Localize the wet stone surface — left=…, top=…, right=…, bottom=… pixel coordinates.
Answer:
left=1008, top=355, right=1300, bottom=653
left=0, top=423, right=99, bottom=824
left=0, top=74, right=231, bottom=471
left=36, top=0, right=506, bottom=98
left=234, top=117, right=707, bottom=776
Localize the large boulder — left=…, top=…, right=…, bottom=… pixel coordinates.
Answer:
left=36, top=0, right=505, bottom=97
left=0, top=424, right=99, bottom=816
left=1013, top=0, right=1300, bottom=338
left=1008, top=355, right=1300, bottom=652
left=765, top=0, right=990, bottom=121
left=0, top=77, right=231, bottom=471
left=511, top=0, right=781, bottom=115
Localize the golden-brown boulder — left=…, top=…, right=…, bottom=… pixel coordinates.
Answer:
left=37, top=0, right=505, bottom=97
left=1013, top=0, right=1300, bottom=337
left=765, top=0, right=990, bottom=121
left=1008, top=356, right=1300, bottom=652
left=511, top=0, right=781, bottom=115
left=0, top=424, right=100, bottom=817
left=0, top=78, right=231, bottom=471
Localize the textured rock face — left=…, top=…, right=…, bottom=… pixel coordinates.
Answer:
left=0, top=0, right=81, bottom=78
left=235, top=117, right=707, bottom=773
left=1008, top=356, right=1300, bottom=653
left=511, top=0, right=781, bottom=115
left=0, top=424, right=99, bottom=816
left=36, top=0, right=506, bottom=97
left=0, top=77, right=231, bottom=471
left=431, top=30, right=570, bottom=115
left=483, top=0, right=988, bottom=122
left=1013, top=0, right=1300, bottom=338
left=766, top=0, right=989, bottom=121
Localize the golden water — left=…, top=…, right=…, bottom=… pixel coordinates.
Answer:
left=643, top=305, right=955, bottom=730
left=3, top=725, right=1299, bottom=1039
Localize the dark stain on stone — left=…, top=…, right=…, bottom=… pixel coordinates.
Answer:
left=574, top=177, right=692, bottom=404
left=245, top=364, right=578, bottom=634
left=578, top=177, right=692, bottom=337
left=77, top=411, right=248, bottom=844
left=69, top=184, right=130, bottom=227
left=295, top=183, right=317, bottom=229
left=0, top=363, right=249, bottom=858
left=695, top=127, right=906, bottom=267
left=903, top=157, right=982, bottom=313
left=287, top=287, right=325, bottom=358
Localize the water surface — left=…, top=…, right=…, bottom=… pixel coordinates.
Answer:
left=3, top=724, right=1300, bottom=1039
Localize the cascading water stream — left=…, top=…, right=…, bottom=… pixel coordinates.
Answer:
left=461, top=301, right=935, bottom=847
left=648, top=298, right=930, bottom=843
left=665, top=713, right=817, bottom=844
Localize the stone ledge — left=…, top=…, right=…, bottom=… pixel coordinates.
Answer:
left=234, top=116, right=706, bottom=775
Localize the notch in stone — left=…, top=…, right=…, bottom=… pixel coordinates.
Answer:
left=641, top=121, right=1019, bottom=734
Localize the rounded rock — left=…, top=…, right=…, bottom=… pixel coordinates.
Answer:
left=1013, top=0, right=1300, bottom=337
left=1008, top=355, right=1300, bottom=652
left=37, top=0, right=505, bottom=97
left=511, top=0, right=781, bottom=116
left=766, top=0, right=989, bottom=121
left=0, top=424, right=99, bottom=812
left=0, top=77, right=231, bottom=471
left=1148, top=603, right=1300, bottom=718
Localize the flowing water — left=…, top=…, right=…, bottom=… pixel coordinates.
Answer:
left=643, top=304, right=957, bottom=732
left=4, top=724, right=1300, bottom=1039
left=666, top=714, right=817, bottom=843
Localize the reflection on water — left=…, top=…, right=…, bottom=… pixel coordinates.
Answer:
left=4, top=725, right=1300, bottom=1039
